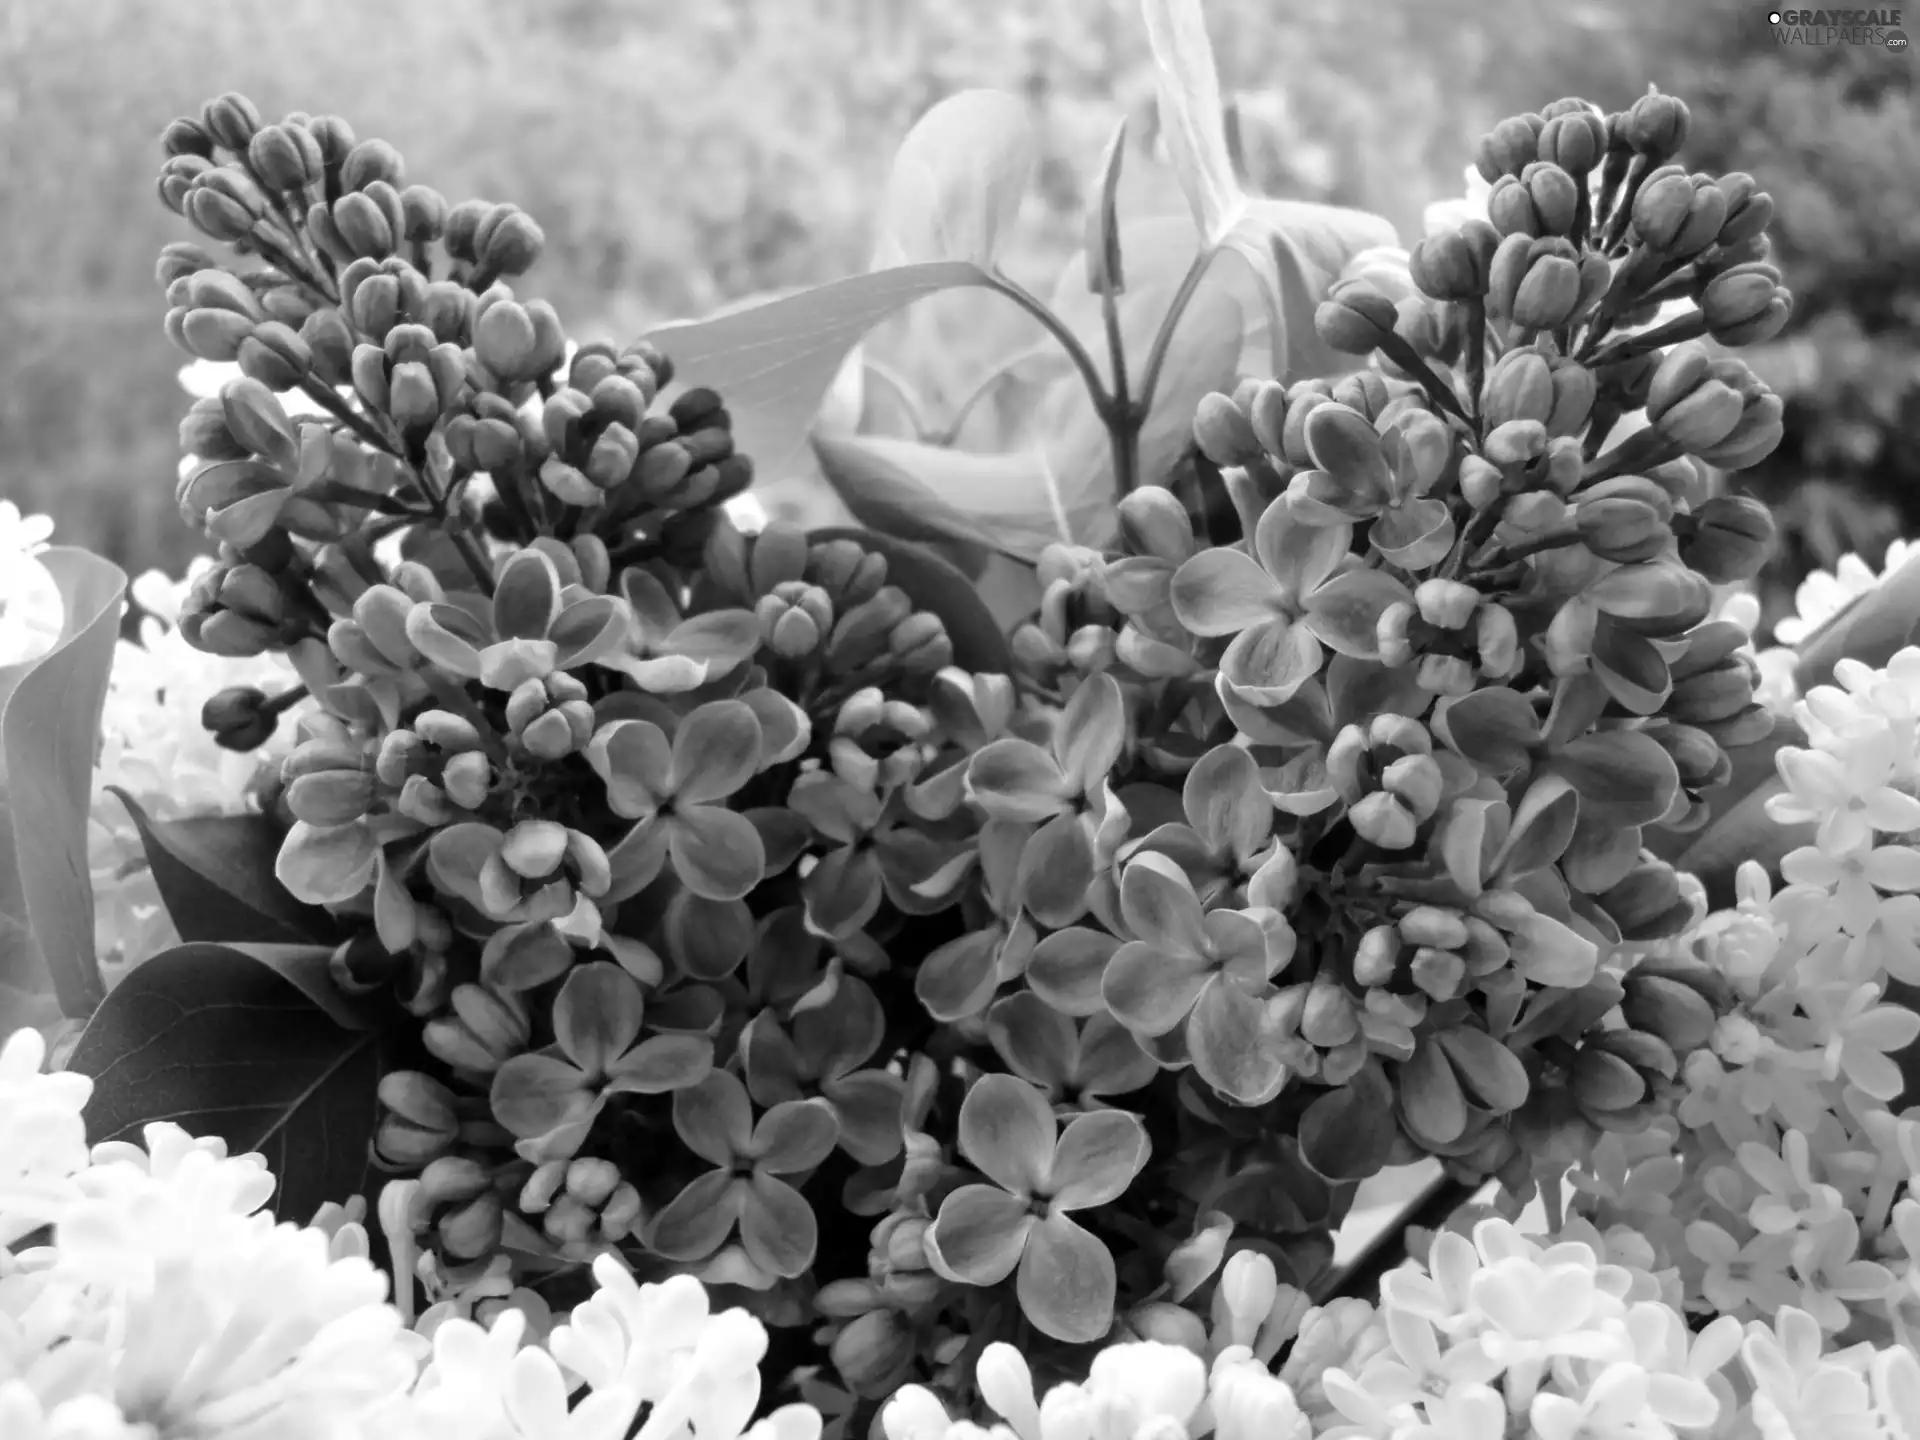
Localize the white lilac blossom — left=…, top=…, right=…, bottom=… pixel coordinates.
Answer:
left=0, top=500, right=63, bottom=669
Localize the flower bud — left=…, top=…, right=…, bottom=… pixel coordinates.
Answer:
left=1314, top=283, right=1400, bottom=355
left=1415, top=654, right=1477, bottom=697
left=201, top=92, right=262, bottom=152
left=1458, top=454, right=1503, bottom=510
left=1693, top=390, right=1783, bottom=471
left=1623, top=93, right=1690, bottom=161
left=1474, top=114, right=1542, bottom=182
left=1481, top=350, right=1554, bottom=429
left=1538, top=110, right=1606, bottom=176
left=1353, top=925, right=1402, bottom=987
left=1193, top=392, right=1263, bottom=468
left=200, top=686, right=280, bottom=752
left=501, top=820, right=569, bottom=880
left=1409, top=221, right=1499, bottom=301
left=161, top=117, right=215, bottom=158
left=340, top=138, right=405, bottom=193
left=1413, top=578, right=1479, bottom=630
left=831, top=1310, right=915, bottom=1397
left=1301, top=978, right=1358, bottom=1048
left=248, top=122, right=322, bottom=192
left=1376, top=602, right=1414, bottom=667
left=1681, top=495, right=1774, bottom=583
left=1410, top=947, right=1467, bottom=1000
left=1714, top=173, right=1774, bottom=248
left=1482, top=419, right=1547, bottom=469
left=1701, top=265, right=1791, bottom=346
left=440, top=751, right=493, bottom=811
left=1350, top=790, right=1418, bottom=850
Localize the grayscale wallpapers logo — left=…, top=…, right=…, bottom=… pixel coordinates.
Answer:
left=1766, top=8, right=1909, bottom=45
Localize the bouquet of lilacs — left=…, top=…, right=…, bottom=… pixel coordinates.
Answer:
left=4, top=3, right=1920, bottom=1438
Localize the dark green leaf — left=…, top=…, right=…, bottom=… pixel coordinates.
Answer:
left=0, top=548, right=125, bottom=1017
left=873, top=90, right=1035, bottom=270
left=66, top=943, right=389, bottom=1223
left=108, top=790, right=349, bottom=948
left=808, top=527, right=1013, bottom=676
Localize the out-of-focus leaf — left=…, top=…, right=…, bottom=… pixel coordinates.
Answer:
left=1792, top=551, right=1920, bottom=693
left=1222, top=198, right=1402, bottom=381
left=0, top=547, right=125, bottom=1018
left=807, top=527, right=1012, bottom=676
left=1140, top=0, right=1244, bottom=247
left=66, top=943, right=388, bottom=1223
left=811, top=431, right=1109, bottom=560
left=873, top=90, right=1036, bottom=271
left=644, top=262, right=992, bottom=486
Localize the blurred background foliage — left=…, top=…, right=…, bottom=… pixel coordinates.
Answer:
left=1, top=0, right=1912, bottom=620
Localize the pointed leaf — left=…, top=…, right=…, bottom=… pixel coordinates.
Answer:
left=108, top=792, right=346, bottom=947
left=65, top=943, right=387, bottom=1222
left=0, top=547, right=123, bottom=1016
left=873, top=89, right=1035, bottom=269
left=644, top=261, right=991, bottom=486
left=1141, top=0, right=1243, bottom=247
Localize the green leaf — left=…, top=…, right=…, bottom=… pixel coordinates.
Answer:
left=108, top=790, right=349, bottom=948
left=65, top=943, right=389, bottom=1223
left=1792, top=551, right=1920, bottom=693
left=1221, top=198, right=1402, bottom=381
left=810, top=430, right=1103, bottom=560
left=644, top=261, right=992, bottom=486
left=0, top=547, right=125, bottom=1018
left=807, top=527, right=1013, bottom=676
left=1141, top=0, right=1243, bottom=247
left=873, top=90, right=1036, bottom=270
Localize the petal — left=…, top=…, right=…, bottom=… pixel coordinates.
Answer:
left=1074, top=1014, right=1160, bottom=1098
left=489, top=1054, right=595, bottom=1138
left=1301, top=404, right=1393, bottom=512
left=493, top=548, right=562, bottom=639
left=586, top=720, right=673, bottom=818
left=1187, top=976, right=1292, bottom=1105
left=1016, top=1212, right=1117, bottom=1344
left=1016, top=814, right=1095, bottom=929
left=668, top=805, right=766, bottom=902
left=1169, top=548, right=1285, bottom=636
left=553, top=961, right=648, bottom=1077
left=1102, top=940, right=1211, bottom=1037
left=1026, top=927, right=1121, bottom=1017
left=1118, top=850, right=1208, bottom=955
left=672, top=1069, right=756, bottom=1166
left=925, top=1185, right=1034, bottom=1285
left=478, top=636, right=558, bottom=690
left=604, top=1034, right=714, bottom=1095
left=671, top=700, right=764, bottom=803
left=967, top=738, right=1074, bottom=823
left=1370, top=499, right=1455, bottom=571
left=663, top=608, right=762, bottom=669
left=787, top=770, right=883, bottom=843
left=959, top=1071, right=1059, bottom=1195
left=751, top=1097, right=840, bottom=1174
left=648, top=1170, right=745, bottom=1261
left=1256, top=494, right=1354, bottom=601
left=276, top=819, right=377, bottom=904
left=404, top=602, right=485, bottom=678
left=1055, top=673, right=1127, bottom=792
left=739, top=1171, right=819, bottom=1279
left=915, top=926, right=1005, bottom=1023
left=1304, top=567, right=1413, bottom=659
left=1182, top=743, right=1273, bottom=861
left=1440, top=687, right=1543, bottom=772
left=549, top=595, right=629, bottom=668
left=1048, top=1109, right=1148, bottom=1210
left=1221, top=616, right=1322, bottom=702
left=819, top=1069, right=906, bottom=1165
left=602, top=817, right=669, bottom=904
left=803, top=845, right=887, bottom=939
left=793, top=974, right=887, bottom=1081
left=986, top=991, right=1080, bottom=1095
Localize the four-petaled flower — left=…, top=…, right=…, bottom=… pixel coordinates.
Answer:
left=742, top=975, right=907, bottom=1165
left=1169, top=495, right=1410, bottom=705
left=587, top=699, right=768, bottom=901
left=1100, top=852, right=1296, bottom=1104
left=1286, top=402, right=1458, bottom=569
left=490, top=962, right=715, bottom=1162
left=922, top=1073, right=1149, bottom=1343
left=600, top=564, right=762, bottom=693
left=406, top=546, right=628, bottom=691
left=647, top=1068, right=841, bottom=1280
